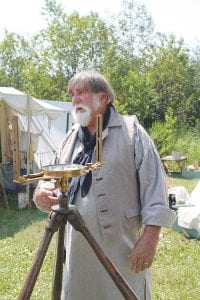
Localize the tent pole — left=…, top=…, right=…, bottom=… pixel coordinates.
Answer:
left=12, top=116, right=21, bottom=180
left=26, top=94, right=31, bottom=176
left=66, top=112, right=70, bottom=133
left=26, top=94, right=31, bottom=202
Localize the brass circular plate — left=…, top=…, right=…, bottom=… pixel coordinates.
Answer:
left=42, top=164, right=87, bottom=178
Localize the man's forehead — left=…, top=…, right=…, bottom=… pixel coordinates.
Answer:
left=69, top=84, right=92, bottom=94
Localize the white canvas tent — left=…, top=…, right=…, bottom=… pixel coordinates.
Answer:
left=0, top=87, right=72, bottom=192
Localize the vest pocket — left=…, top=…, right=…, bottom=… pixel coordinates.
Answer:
left=123, top=207, right=142, bottom=233
left=125, top=207, right=140, bottom=218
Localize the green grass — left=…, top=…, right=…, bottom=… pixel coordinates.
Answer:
left=0, top=193, right=56, bottom=300
left=167, top=173, right=200, bottom=193
left=153, top=174, right=200, bottom=300
left=152, top=228, right=200, bottom=300
left=0, top=176, right=200, bottom=299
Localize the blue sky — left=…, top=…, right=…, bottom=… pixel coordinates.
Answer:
left=0, top=0, right=199, bottom=47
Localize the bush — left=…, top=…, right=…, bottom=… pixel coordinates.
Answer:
left=150, top=111, right=200, bottom=164
left=150, top=109, right=178, bottom=156
left=175, top=126, right=200, bottom=165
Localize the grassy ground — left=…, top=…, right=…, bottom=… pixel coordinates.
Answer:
left=0, top=193, right=55, bottom=300
left=152, top=174, right=200, bottom=300
left=152, top=228, right=200, bottom=300
left=0, top=175, right=199, bottom=299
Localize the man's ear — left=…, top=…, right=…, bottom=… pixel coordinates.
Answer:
left=100, top=92, right=109, bottom=104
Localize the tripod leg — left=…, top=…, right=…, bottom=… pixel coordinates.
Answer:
left=52, top=224, right=65, bottom=300
left=18, top=212, right=63, bottom=300
left=67, top=210, right=139, bottom=300
left=51, top=191, right=69, bottom=300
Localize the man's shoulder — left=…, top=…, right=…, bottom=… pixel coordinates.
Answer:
left=61, top=123, right=80, bottom=148
left=122, top=114, right=138, bottom=124
left=109, top=106, right=138, bottom=128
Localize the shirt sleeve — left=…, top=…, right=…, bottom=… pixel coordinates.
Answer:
left=134, top=123, right=176, bottom=227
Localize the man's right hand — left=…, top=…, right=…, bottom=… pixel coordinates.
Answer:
left=33, top=182, right=58, bottom=213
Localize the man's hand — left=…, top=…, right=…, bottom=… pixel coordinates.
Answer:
left=33, top=182, right=58, bottom=213
left=129, top=225, right=161, bottom=273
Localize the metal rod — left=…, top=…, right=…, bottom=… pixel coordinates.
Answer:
left=96, top=114, right=102, bottom=164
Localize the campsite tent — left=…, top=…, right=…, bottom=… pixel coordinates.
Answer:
left=0, top=87, right=72, bottom=192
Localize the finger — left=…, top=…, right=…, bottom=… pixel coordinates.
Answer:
left=34, top=197, right=51, bottom=212
left=43, top=186, right=56, bottom=192
left=49, top=195, right=59, bottom=207
left=135, top=259, right=144, bottom=273
left=39, top=182, right=55, bottom=191
left=141, top=262, right=149, bottom=271
left=141, top=258, right=154, bottom=271
left=34, top=191, right=55, bottom=211
left=129, top=253, right=151, bottom=273
left=128, top=254, right=137, bottom=271
left=147, top=258, right=154, bottom=268
left=40, top=189, right=54, bottom=198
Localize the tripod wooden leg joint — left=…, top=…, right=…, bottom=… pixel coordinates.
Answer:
left=46, top=211, right=67, bottom=233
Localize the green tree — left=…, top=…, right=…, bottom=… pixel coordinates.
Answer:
left=150, top=108, right=178, bottom=156
left=102, top=0, right=157, bottom=120
left=189, top=43, right=200, bottom=125
left=112, top=0, right=155, bottom=56
left=40, top=0, right=116, bottom=80
left=0, top=31, right=59, bottom=99
left=144, top=36, right=198, bottom=126
left=0, top=31, right=33, bottom=89
left=0, top=0, right=199, bottom=131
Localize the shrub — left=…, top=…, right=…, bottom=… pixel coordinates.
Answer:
left=150, top=110, right=200, bottom=164
left=175, top=126, right=200, bottom=165
left=150, top=108, right=178, bottom=156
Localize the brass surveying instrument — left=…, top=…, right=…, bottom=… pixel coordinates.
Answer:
left=14, top=115, right=138, bottom=300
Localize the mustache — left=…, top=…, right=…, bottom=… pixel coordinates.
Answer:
left=73, top=103, right=88, bottom=111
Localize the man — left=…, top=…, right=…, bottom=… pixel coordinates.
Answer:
left=34, top=70, right=176, bottom=300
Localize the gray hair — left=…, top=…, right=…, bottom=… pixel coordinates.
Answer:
left=68, top=70, right=115, bottom=103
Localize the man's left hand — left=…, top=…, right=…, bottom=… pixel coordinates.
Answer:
left=129, top=225, right=161, bottom=273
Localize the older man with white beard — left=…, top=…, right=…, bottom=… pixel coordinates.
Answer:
left=34, top=70, right=176, bottom=300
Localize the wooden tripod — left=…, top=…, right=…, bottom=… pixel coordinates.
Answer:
left=17, top=191, right=139, bottom=300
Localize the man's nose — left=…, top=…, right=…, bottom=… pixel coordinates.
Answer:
left=72, top=94, right=81, bottom=105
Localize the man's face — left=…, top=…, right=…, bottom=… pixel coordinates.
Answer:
left=69, top=85, right=105, bottom=127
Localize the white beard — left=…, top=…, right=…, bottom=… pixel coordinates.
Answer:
left=72, top=96, right=101, bottom=127
left=72, top=104, right=91, bottom=127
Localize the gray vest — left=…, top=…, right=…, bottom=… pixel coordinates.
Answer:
left=58, top=108, right=142, bottom=240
